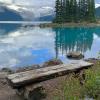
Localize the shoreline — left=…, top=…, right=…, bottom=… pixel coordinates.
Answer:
left=0, top=58, right=99, bottom=100
left=39, top=22, right=100, bottom=28
left=0, top=58, right=99, bottom=73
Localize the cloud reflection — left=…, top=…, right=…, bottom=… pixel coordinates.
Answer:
left=0, top=25, right=55, bottom=69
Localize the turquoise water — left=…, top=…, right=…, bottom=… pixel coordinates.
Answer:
left=0, top=23, right=100, bottom=69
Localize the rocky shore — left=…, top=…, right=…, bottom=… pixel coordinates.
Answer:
left=0, top=58, right=99, bottom=100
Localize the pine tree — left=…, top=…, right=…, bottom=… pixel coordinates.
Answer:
left=65, top=0, right=70, bottom=22
left=62, top=0, right=66, bottom=22
left=78, top=0, right=85, bottom=21
left=91, top=0, right=95, bottom=21
left=54, top=0, right=62, bottom=23
left=88, top=0, right=95, bottom=22
left=54, top=0, right=95, bottom=23
left=81, top=0, right=87, bottom=21
left=69, top=0, right=74, bottom=22
left=78, top=0, right=81, bottom=21
left=60, top=0, right=64, bottom=22
left=73, top=0, right=78, bottom=22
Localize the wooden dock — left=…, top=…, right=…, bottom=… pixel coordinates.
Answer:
left=7, top=61, right=93, bottom=88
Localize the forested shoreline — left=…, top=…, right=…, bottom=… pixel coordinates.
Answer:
left=54, top=0, right=95, bottom=23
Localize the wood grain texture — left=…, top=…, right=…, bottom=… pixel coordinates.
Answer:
left=7, top=61, right=93, bottom=88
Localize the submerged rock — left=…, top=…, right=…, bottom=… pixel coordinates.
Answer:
left=84, top=58, right=99, bottom=61
left=84, top=58, right=100, bottom=64
left=67, top=52, right=84, bottom=59
left=42, top=59, right=63, bottom=67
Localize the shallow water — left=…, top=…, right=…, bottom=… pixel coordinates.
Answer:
left=0, top=23, right=100, bottom=69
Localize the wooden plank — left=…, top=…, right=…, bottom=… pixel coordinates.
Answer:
left=7, top=61, right=93, bottom=88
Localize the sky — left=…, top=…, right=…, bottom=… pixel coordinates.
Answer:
left=0, top=0, right=55, bottom=7
left=0, top=0, right=99, bottom=6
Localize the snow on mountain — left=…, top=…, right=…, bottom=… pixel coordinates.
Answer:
left=95, top=3, right=100, bottom=8
left=0, top=2, right=54, bottom=21
left=39, top=7, right=54, bottom=16
left=6, top=4, right=27, bottom=11
left=1, top=3, right=35, bottom=21
left=0, top=5, right=23, bottom=21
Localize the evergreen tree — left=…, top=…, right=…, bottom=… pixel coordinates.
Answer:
left=65, top=0, right=70, bottom=22
left=88, top=0, right=95, bottom=22
left=60, top=0, right=64, bottom=23
left=62, top=0, right=66, bottom=22
left=78, top=0, right=85, bottom=21
left=81, top=0, right=87, bottom=21
left=54, top=0, right=95, bottom=23
left=73, top=0, right=78, bottom=22
left=78, top=0, right=81, bottom=21
left=54, top=0, right=62, bottom=23
left=69, top=0, right=74, bottom=22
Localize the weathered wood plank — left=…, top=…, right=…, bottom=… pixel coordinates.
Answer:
left=7, top=61, right=93, bottom=88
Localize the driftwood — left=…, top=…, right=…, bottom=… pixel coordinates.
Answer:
left=7, top=61, right=93, bottom=88
left=6, top=61, right=93, bottom=100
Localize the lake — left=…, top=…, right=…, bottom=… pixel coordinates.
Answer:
left=0, top=23, right=100, bottom=69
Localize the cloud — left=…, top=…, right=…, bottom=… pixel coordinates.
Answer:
left=0, top=0, right=12, bottom=3
left=0, top=0, right=98, bottom=5
left=0, top=0, right=55, bottom=7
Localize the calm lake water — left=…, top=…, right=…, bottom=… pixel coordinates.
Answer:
left=0, top=23, right=100, bottom=69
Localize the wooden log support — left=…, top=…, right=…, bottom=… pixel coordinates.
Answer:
left=16, top=84, right=43, bottom=100
left=6, top=61, right=93, bottom=89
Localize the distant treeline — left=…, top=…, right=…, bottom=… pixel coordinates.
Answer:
left=54, top=0, right=95, bottom=23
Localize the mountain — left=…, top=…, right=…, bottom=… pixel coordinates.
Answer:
left=0, top=2, right=35, bottom=21
left=0, top=2, right=54, bottom=21
left=35, top=14, right=55, bottom=21
left=1, top=2, right=99, bottom=21
left=0, top=5, right=23, bottom=21
left=4, top=4, right=35, bottom=21
left=95, top=6, right=100, bottom=18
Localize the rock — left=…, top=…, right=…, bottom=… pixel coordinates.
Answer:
left=84, top=58, right=98, bottom=61
left=42, top=59, right=63, bottom=67
left=0, top=72, right=8, bottom=79
left=67, top=52, right=84, bottom=59
left=16, top=65, right=40, bottom=73
left=0, top=79, right=7, bottom=85
left=0, top=72, right=8, bottom=85
left=84, top=58, right=100, bottom=64
left=1, top=68, right=14, bottom=74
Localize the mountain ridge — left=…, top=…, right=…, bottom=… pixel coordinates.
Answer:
left=0, top=2, right=100, bottom=21
left=96, top=6, right=100, bottom=18
left=0, top=5, right=23, bottom=21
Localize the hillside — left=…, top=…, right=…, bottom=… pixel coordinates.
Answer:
left=35, top=14, right=55, bottom=21
left=96, top=7, right=100, bottom=18
left=0, top=5, right=23, bottom=21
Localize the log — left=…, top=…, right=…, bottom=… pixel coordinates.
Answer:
left=16, top=84, right=43, bottom=100
left=7, top=61, right=93, bottom=88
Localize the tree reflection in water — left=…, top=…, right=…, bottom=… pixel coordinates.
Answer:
left=54, top=27, right=100, bottom=58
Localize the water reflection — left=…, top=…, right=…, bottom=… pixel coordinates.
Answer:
left=54, top=27, right=100, bottom=58
left=0, top=24, right=55, bottom=69
left=0, top=24, right=100, bottom=69
left=0, top=23, right=21, bottom=35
